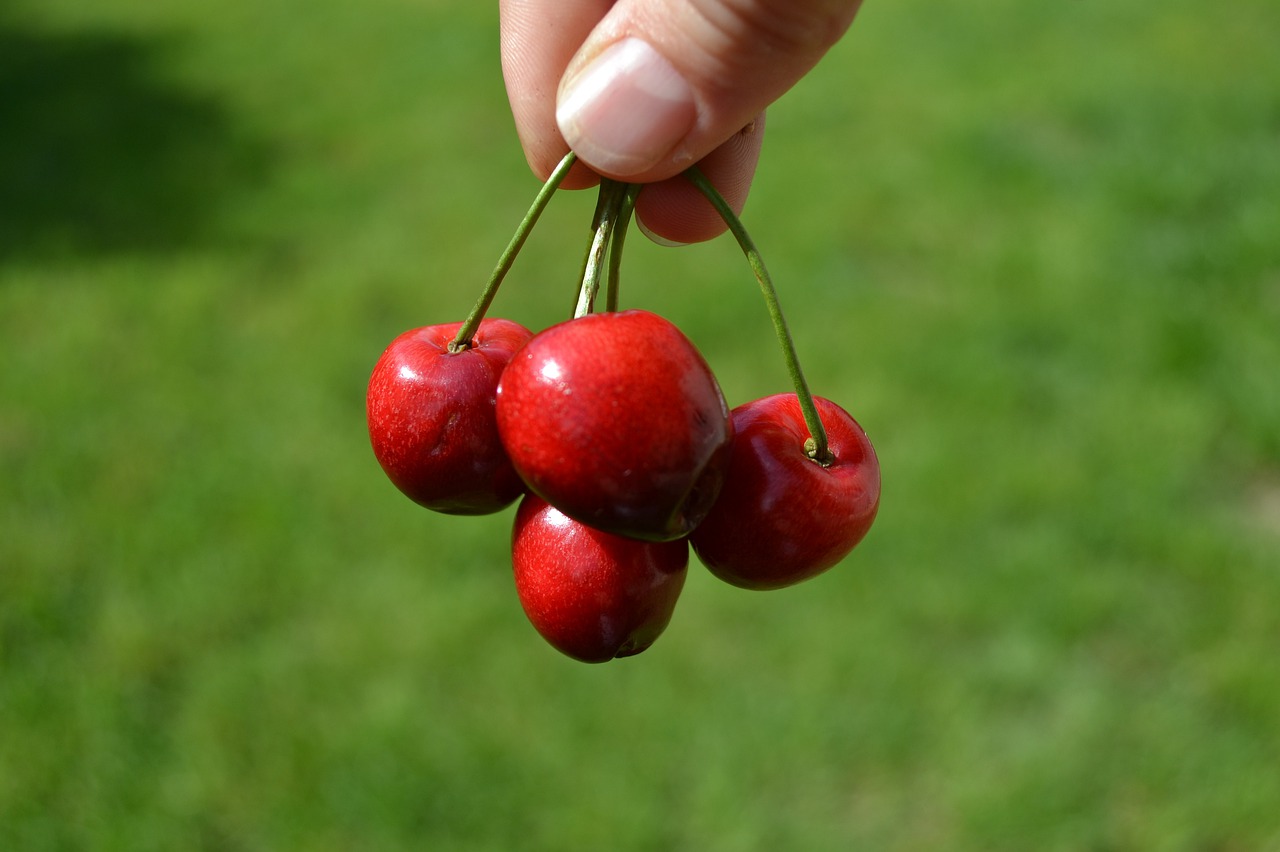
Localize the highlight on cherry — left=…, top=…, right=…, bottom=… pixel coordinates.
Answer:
left=366, top=151, right=881, bottom=664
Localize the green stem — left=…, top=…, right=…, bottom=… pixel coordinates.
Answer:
left=683, top=166, right=831, bottom=462
left=605, top=184, right=640, bottom=312
left=573, top=178, right=629, bottom=318
left=450, top=151, right=578, bottom=351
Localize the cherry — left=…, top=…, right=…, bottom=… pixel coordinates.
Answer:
left=366, top=317, right=533, bottom=514
left=690, top=394, right=880, bottom=590
left=496, top=308, right=732, bottom=542
left=511, top=494, right=688, bottom=663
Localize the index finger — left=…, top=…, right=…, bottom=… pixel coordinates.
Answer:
left=500, top=0, right=610, bottom=189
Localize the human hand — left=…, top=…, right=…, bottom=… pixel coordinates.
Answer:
left=499, top=0, right=863, bottom=244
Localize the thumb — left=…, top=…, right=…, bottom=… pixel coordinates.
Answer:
left=555, top=0, right=862, bottom=182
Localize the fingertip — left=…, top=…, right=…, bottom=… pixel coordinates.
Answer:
left=500, top=0, right=614, bottom=192
left=633, top=113, right=766, bottom=245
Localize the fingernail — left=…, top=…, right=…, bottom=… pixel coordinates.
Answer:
left=557, top=38, right=696, bottom=178
left=636, top=215, right=688, bottom=248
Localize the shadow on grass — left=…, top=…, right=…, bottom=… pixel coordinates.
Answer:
left=0, top=18, right=271, bottom=261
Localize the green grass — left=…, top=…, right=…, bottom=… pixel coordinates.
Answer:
left=3, top=0, right=1280, bottom=848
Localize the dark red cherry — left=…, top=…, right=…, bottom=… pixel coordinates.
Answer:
left=690, top=394, right=880, bottom=590
left=367, top=318, right=532, bottom=514
left=511, top=494, right=688, bottom=663
left=495, top=309, right=731, bottom=541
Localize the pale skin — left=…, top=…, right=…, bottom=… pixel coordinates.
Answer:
left=499, top=0, right=865, bottom=245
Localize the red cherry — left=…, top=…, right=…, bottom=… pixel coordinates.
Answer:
left=496, top=309, right=732, bottom=542
left=690, top=394, right=880, bottom=590
left=367, top=318, right=533, bottom=514
left=512, top=494, right=688, bottom=663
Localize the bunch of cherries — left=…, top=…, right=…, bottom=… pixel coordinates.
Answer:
left=366, top=154, right=880, bottom=664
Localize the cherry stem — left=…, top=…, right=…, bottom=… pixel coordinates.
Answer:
left=683, top=166, right=832, bottom=463
left=574, top=178, right=632, bottom=318
left=450, top=151, right=578, bottom=351
left=606, top=185, right=640, bottom=313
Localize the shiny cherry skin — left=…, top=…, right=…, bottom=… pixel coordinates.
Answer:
left=690, top=394, right=880, bottom=590
left=496, top=309, right=732, bottom=542
left=511, top=495, right=689, bottom=663
left=367, top=318, right=533, bottom=514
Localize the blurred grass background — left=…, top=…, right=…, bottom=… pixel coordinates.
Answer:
left=3, top=0, right=1279, bottom=848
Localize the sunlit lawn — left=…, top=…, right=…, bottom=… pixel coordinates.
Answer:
left=3, top=0, right=1279, bottom=849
